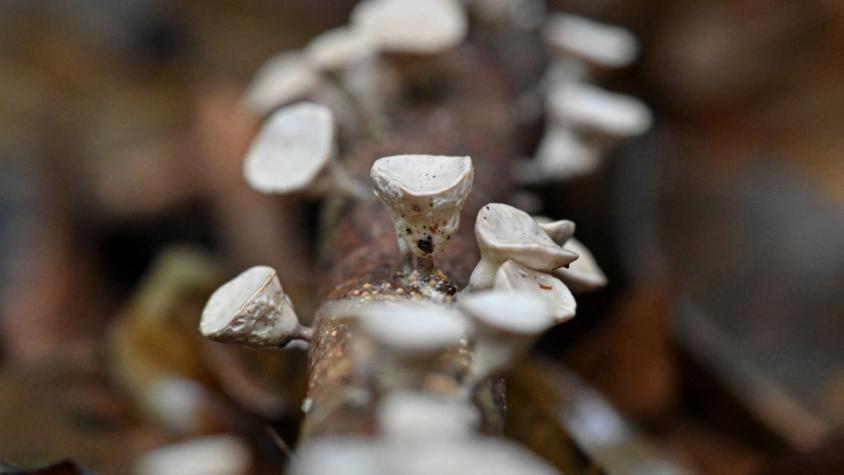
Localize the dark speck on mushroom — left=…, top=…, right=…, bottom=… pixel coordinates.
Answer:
left=417, top=236, right=434, bottom=254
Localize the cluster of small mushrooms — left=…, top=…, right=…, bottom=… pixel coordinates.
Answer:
left=514, top=13, right=652, bottom=183
left=199, top=0, right=645, bottom=473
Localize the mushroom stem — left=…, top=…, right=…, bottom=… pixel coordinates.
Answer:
left=294, top=325, right=314, bottom=343
left=398, top=239, right=435, bottom=274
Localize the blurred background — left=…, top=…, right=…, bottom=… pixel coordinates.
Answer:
left=1, top=0, right=843, bottom=473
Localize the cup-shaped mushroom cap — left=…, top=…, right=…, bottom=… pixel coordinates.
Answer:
left=494, top=260, right=576, bottom=322
left=305, top=26, right=377, bottom=73
left=547, top=82, right=652, bottom=138
left=542, top=14, right=639, bottom=68
left=294, top=437, right=561, bottom=475
left=539, top=219, right=576, bottom=245
left=243, top=102, right=334, bottom=194
left=537, top=126, right=600, bottom=177
left=476, top=203, right=578, bottom=271
left=371, top=155, right=474, bottom=259
left=358, top=301, right=467, bottom=353
left=200, top=266, right=301, bottom=347
left=552, top=238, right=607, bottom=293
left=292, top=437, right=378, bottom=475
left=513, top=128, right=599, bottom=184
left=378, top=390, right=480, bottom=439
left=352, top=0, right=467, bottom=55
left=459, top=290, right=555, bottom=337
left=397, top=438, right=562, bottom=475
left=134, top=435, right=251, bottom=475
left=242, top=53, right=320, bottom=116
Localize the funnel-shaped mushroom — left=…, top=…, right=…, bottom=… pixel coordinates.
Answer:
left=200, top=266, right=311, bottom=348
left=292, top=436, right=562, bottom=475
left=494, top=260, right=576, bottom=321
left=542, top=14, right=639, bottom=70
left=241, top=52, right=320, bottom=116
left=244, top=102, right=363, bottom=197
left=466, top=203, right=578, bottom=290
left=352, top=0, right=467, bottom=55
left=371, top=155, right=473, bottom=273
left=459, top=290, right=555, bottom=386
left=513, top=126, right=601, bottom=184
left=304, top=26, right=388, bottom=133
left=305, top=26, right=377, bottom=73
left=552, top=238, right=607, bottom=293
left=378, top=390, right=480, bottom=439
left=359, top=301, right=466, bottom=354
left=547, top=82, right=652, bottom=142
left=133, top=435, right=251, bottom=475
left=357, top=301, right=467, bottom=390
left=538, top=218, right=576, bottom=245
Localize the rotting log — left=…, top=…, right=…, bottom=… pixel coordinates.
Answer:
left=302, top=43, right=517, bottom=438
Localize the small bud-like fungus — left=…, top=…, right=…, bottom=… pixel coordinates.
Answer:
left=200, top=265, right=311, bottom=348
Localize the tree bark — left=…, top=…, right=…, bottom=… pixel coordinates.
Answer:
left=301, top=44, right=518, bottom=438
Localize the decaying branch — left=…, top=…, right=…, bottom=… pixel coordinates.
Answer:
left=303, top=45, right=517, bottom=437
left=195, top=0, right=644, bottom=471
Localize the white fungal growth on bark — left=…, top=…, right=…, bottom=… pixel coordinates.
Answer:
left=371, top=154, right=473, bottom=272
left=513, top=126, right=601, bottom=184
left=243, top=102, right=363, bottom=197
left=241, top=52, right=320, bottom=116
left=291, top=436, right=563, bottom=475
left=552, top=238, right=608, bottom=293
left=459, top=290, right=555, bottom=385
left=542, top=14, right=639, bottom=69
left=466, top=203, right=578, bottom=290
left=538, top=218, right=577, bottom=245
left=547, top=82, right=652, bottom=140
left=305, top=26, right=378, bottom=73
left=200, top=265, right=310, bottom=348
left=494, top=260, right=577, bottom=322
left=133, top=435, right=251, bottom=475
left=358, top=301, right=467, bottom=354
left=378, top=390, right=480, bottom=439
left=352, top=0, right=468, bottom=55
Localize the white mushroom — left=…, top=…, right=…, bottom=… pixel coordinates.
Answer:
left=552, top=238, right=607, bottom=293
left=133, top=435, right=251, bottom=475
left=352, top=0, right=467, bottom=55
left=494, top=260, right=576, bottom=322
left=512, top=126, right=601, bottom=184
left=534, top=217, right=608, bottom=293
left=305, top=27, right=378, bottom=73
left=292, top=436, right=561, bottom=475
left=378, top=390, right=480, bottom=439
left=462, top=0, right=546, bottom=32
left=539, top=218, right=576, bottom=245
left=291, top=437, right=380, bottom=475
left=200, top=266, right=311, bottom=348
left=356, top=301, right=467, bottom=390
left=394, top=438, right=562, bottom=475
left=358, top=301, right=466, bottom=354
left=459, top=290, right=555, bottom=386
left=241, top=52, right=320, bottom=116
left=466, top=203, right=578, bottom=290
left=304, top=26, right=388, bottom=133
left=547, top=82, right=652, bottom=142
left=243, top=102, right=365, bottom=197
left=542, top=14, right=639, bottom=70
left=371, top=155, right=474, bottom=273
